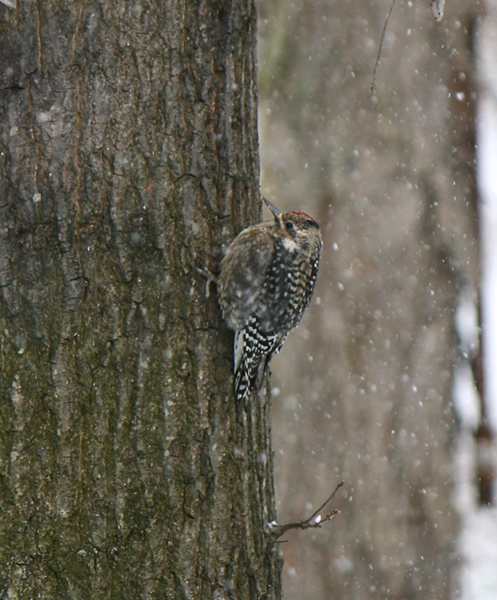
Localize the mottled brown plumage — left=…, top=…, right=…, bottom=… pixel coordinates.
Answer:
left=218, top=197, right=322, bottom=407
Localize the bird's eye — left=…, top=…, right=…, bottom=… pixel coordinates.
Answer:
left=285, top=221, right=295, bottom=231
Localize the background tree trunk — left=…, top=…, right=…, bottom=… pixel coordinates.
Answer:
left=0, top=2, right=282, bottom=598
left=259, top=0, right=480, bottom=598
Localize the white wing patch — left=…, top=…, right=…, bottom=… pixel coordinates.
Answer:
left=234, top=329, right=245, bottom=373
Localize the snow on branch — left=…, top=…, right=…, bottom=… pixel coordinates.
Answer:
left=267, top=481, right=344, bottom=540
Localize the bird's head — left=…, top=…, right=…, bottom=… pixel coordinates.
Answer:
left=263, top=197, right=320, bottom=245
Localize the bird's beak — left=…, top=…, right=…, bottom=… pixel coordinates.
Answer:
left=262, top=196, right=282, bottom=219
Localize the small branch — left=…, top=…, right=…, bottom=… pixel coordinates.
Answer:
left=267, top=481, right=344, bottom=540
left=371, top=0, right=398, bottom=93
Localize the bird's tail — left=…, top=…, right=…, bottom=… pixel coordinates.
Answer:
left=233, top=320, right=285, bottom=413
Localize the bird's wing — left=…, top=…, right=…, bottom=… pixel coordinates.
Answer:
left=218, top=224, right=276, bottom=330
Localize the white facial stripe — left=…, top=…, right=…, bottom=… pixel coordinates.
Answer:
left=282, top=236, right=297, bottom=252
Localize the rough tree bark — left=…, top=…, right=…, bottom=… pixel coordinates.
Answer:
left=0, top=2, right=281, bottom=598
left=259, top=0, right=480, bottom=598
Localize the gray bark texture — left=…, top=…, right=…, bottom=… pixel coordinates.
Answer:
left=0, top=2, right=282, bottom=598
left=259, top=0, right=480, bottom=598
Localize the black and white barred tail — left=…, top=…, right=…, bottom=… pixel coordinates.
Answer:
left=233, top=317, right=287, bottom=408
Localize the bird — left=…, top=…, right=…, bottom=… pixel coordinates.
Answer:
left=218, top=196, right=322, bottom=409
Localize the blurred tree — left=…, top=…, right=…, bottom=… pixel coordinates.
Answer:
left=0, top=1, right=282, bottom=598
left=259, top=0, right=481, bottom=598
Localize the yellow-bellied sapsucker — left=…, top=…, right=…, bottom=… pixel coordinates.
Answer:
left=218, top=197, right=322, bottom=408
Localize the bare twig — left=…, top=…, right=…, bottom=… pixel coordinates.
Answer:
left=267, top=481, right=344, bottom=540
left=371, top=0, right=398, bottom=93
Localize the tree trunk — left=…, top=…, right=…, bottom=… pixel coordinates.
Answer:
left=0, top=2, right=281, bottom=598
left=259, top=0, right=480, bottom=598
